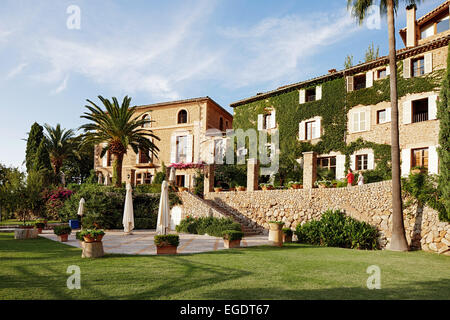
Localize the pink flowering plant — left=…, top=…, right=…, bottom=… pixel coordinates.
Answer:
left=168, top=162, right=205, bottom=170
left=43, top=187, right=73, bottom=219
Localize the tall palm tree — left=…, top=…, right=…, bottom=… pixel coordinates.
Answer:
left=80, top=96, right=160, bottom=187
left=44, top=124, right=75, bottom=176
left=347, top=0, right=420, bottom=251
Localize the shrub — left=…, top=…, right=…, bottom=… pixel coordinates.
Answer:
left=53, top=225, right=72, bottom=236
left=154, top=234, right=179, bottom=247
left=295, top=210, right=378, bottom=250
left=222, top=230, right=244, bottom=241
left=79, top=229, right=105, bottom=238
left=35, top=222, right=45, bottom=229
left=176, top=216, right=241, bottom=237
left=282, top=228, right=293, bottom=236
left=269, top=221, right=284, bottom=225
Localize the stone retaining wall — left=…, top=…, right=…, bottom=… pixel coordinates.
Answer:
left=178, top=191, right=226, bottom=219
left=204, top=181, right=450, bottom=253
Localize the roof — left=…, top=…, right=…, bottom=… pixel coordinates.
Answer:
left=399, top=1, right=450, bottom=43
left=136, top=96, right=233, bottom=118
left=230, top=35, right=450, bottom=108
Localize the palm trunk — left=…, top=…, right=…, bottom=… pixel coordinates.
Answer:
left=112, top=154, right=124, bottom=188
left=387, top=0, right=408, bottom=251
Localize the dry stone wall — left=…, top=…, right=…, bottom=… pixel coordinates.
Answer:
left=203, top=181, right=449, bottom=253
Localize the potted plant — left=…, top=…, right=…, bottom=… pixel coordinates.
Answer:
left=315, top=180, right=331, bottom=188
left=53, top=225, right=72, bottom=242
left=268, top=221, right=284, bottom=247
left=178, top=186, right=188, bottom=192
left=154, top=234, right=180, bottom=255
left=236, top=186, right=246, bottom=191
left=214, top=187, right=223, bottom=193
left=260, top=184, right=274, bottom=191
left=19, top=223, right=34, bottom=229
left=80, top=229, right=105, bottom=243
left=223, top=230, right=244, bottom=249
left=288, top=181, right=302, bottom=189
left=282, top=228, right=293, bottom=243
left=35, top=221, right=46, bottom=234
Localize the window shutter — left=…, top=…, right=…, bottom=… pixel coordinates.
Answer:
left=403, top=100, right=412, bottom=124
left=386, top=107, right=392, bottom=122
left=346, top=76, right=354, bottom=92
left=257, top=114, right=264, bottom=131
left=368, top=153, right=375, bottom=170
left=365, top=108, right=371, bottom=131
left=170, top=134, right=177, bottom=164
left=184, top=175, right=190, bottom=188
left=424, top=52, right=433, bottom=74
left=336, top=155, right=346, bottom=179
left=102, top=151, right=108, bottom=167
left=314, top=117, right=322, bottom=139
left=350, top=155, right=356, bottom=171
left=401, top=148, right=411, bottom=177
left=270, top=110, right=276, bottom=129
left=186, top=134, right=193, bottom=163
left=299, top=121, right=305, bottom=141
left=428, top=146, right=439, bottom=174
left=428, top=95, right=438, bottom=120
left=403, top=58, right=411, bottom=79
left=136, top=151, right=140, bottom=164
left=299, top=89, right=306, bottom=104
left=386, top=66, right=390, bottom=76
left=316, top=85, right=322, bottom=100
left=366, top=71, right=373, bottom=88
left=352, top=112, right=359, bottom=132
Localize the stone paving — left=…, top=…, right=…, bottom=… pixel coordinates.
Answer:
left=39, top=230, right=271, bottom=255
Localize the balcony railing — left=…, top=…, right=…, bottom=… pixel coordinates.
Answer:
left=413, top=112, right=428, bottom=123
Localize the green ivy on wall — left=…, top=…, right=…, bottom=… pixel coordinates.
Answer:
left=233, top=60, right=444, bottom=182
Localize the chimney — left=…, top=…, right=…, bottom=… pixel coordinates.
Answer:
left=406, top=5, right=417, bottom=47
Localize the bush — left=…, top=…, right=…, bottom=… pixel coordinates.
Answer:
left=154, top=234, right=179, bottom=247
left=222, top=230, right=244, bottom=241
left=53, top=225, right=72, bottom=236
left=295, top=210, right=378, bottom=250
left=282, top=228, right=293, bottom=236
left=176, top=216, right=241, bottom=237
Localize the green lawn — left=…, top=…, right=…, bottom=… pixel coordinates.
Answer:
left=0, top=219, right=61, bottom=226
left=0, top=233, right=449, bottom=300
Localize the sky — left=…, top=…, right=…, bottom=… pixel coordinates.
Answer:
left=0, top=0, right=445, bottom=168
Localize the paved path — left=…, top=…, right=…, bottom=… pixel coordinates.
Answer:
left=39, top=230, right=271, bottom=255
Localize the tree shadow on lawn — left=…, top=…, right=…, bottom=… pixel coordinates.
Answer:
left=200, top=279, right=450, bottom=300
left=120, top=256, right=252, bottom=299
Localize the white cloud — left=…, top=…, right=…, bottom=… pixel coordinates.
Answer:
left=6, top=62, right=27, bottom=78
left=50, top=75, right=69, bottom=95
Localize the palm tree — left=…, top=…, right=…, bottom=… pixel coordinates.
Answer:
left=44, top=124, right=75, bottom=176
left=80, top=96, right=160, bottom=187
left=347, top=0, right=420, bottom=251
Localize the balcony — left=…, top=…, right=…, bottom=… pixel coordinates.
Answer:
left=412, top=112, right=428, bottom=123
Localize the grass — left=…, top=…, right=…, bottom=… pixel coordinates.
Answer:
left=0, top=233, right=449, bottom=300
left=0, top=219, right=61, bottom=226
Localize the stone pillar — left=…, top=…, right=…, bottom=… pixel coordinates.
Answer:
left=204, top=164, right=215, bottom=194
left=303, top=151, right=317, bottom=190
left=247, top=158, right=259, bottom=191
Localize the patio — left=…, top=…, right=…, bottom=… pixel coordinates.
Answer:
left=39, top=230, right=270, bottom=255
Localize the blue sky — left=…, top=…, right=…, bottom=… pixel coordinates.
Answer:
left=0, top=0, right=445, bottom=168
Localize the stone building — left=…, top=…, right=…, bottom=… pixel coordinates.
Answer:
left=231, top=2, right=450, bottom=181
left=94, top=97, right=232, bottom=188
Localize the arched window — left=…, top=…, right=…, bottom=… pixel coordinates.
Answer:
left=142, top=114, right=151, bottom=128
left=177, top=110, right=188, bottom=124
left=219, top=117, right=224, bottom=131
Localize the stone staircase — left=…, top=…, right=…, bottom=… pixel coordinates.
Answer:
left=202, top=199, right=265, bottom=236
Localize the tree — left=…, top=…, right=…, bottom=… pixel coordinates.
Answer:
left=44, top=124, right=75, bottom=176
left=437, top=45, right=450, bottom=221
left=80, top=96, right=160, bottom=187
left=25, top=122, right=45, bottom=173
left=344, top=54, right=354, bottom=69
left=347, top=0, right=419, bottom=251
left=33, top=140, right=52, bottom=172
left=62, top=136, right=95, bottom=184
left=365, top=42, right=380, bottom=62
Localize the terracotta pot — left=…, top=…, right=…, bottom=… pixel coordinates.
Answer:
left=83, top=234, right=104, bottom=243
left=224, top=239, right=241, bottom=249
left=214, top=188, right=223, bottom=193
left=178, top=187, right=187, bottom=192
left=262, top=186, right=274, bottom=191
left=237, top=187, right=246, bottom=191
left=291, top=184, right=302, bottom=190
left=283, top=234, right=293, bottom=243
left=318, top=184, right=327, bottom=189
left=36, top=228, right=43, bottom=234
left=59, top=234, right=69, bottom=242
left=156, top=245, right=177, bottom=255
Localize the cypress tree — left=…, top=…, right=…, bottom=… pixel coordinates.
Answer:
left=437, top=46, right=450, bottom=221
left=25, top=123, right=45, bottom=173
left=33, top=140, right=52, bottom=172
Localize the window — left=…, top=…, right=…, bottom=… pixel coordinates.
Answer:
left=176, top=136, right=187, bottom=163
left=305, top=121, right=317, bottom=140
left=354, top=74, right=366, bottom=90
left=141, top=114, right=151, bottom=128
left=412, top=57, right=425, bottom=77
left=136, top=173, right=152, bottom=185
left=437, top=16, right=449, bottom=34
left=377, top=68, right=387, bottom=79
left=356, top=154, right=368, bottom=171
left=138, top=148, right=151, bottom=164
left=352, top=110, right=367, bottom=132
left=219, top=117, right=224, bottom=131
left=317, top=157, right=336, bottom=177
left=264, top=114, right=271, bottom=130
left=177, top=110, right=187, bottom=124
left=176, top=175, right=185, bottom=187
left=411, top=148, right=429, bottom=169
left=306, top=88, right=316, bottom=102
left=421, top=24, right=434, bottom=39
left=377, top=109, right=387, bottom=124
left=106, top=152, right=112, bottom=167
left=225, top=121, right=229, bottom=129
left=412, top=98, right=428, bottom=123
